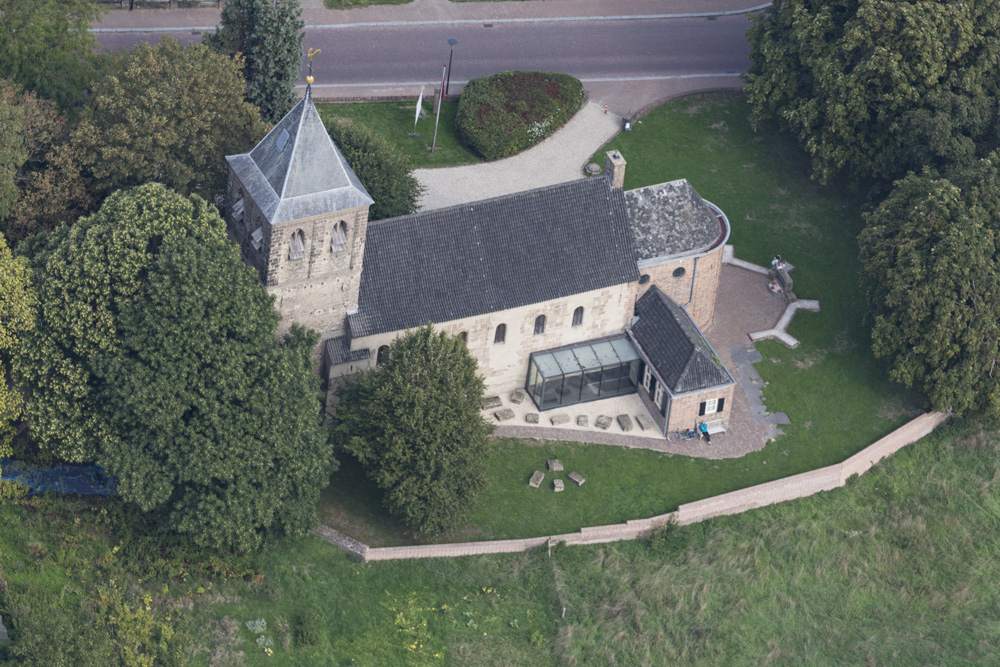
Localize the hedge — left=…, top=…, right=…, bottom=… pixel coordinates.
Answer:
left=455, top=71, right=585, bottom=160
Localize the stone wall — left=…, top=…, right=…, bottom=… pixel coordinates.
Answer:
left=345, top=283, right=636, bottom=395
left=333, top=411, right=948, bottom=562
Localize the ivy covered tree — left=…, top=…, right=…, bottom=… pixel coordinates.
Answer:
left=206, top=0, right=305, bottom=124
left=72, top=39, right=266, bottom=200
left=333, top=325, right=494, bottom=534
left=0, top=0, right=105, bottom=110
left=859, top=156, right=1000, bottom=419
left=0, top=80, right=92, bottom=246
left=12, top=183, right=332, bottom=551
left=744, top=0, right=1000, bottom=184
left=326, top=119, right=424, bottom=221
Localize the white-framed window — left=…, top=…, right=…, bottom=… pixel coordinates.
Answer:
left=654, top=383, right=665, bottom=410
left=289, top=230, right=305, bottom=261
left=250, top=226, right=264, bottom=250
left=699, top=398, right=725, bottom=416
left=643, top=365, right=654, bottom=393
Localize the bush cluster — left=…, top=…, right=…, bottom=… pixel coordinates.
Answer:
left=455, top=71, right=585, bottom=160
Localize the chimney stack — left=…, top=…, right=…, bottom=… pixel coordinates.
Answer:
left=605, top=150, right=626, bottom=188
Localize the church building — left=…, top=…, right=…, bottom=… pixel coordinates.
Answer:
left=224, top=92, right=736, bottom=435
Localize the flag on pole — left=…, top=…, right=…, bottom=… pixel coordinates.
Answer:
left=414, top=87, right=424, bottom=130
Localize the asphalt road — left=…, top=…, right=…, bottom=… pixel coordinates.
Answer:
left=95, top=16, right=751, bottom=89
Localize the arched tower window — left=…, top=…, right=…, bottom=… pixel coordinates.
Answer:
left=331, top=221, right=348, bottom=252
left=494, top=324, right=506, bottom=344
left=377, top=345, right=390, bottom=366
left=534, top=315, right=546, bottom=335
left=459, top=331, right=468, bottom=344
left=572, top=307, right=584, bottom=327
left=289, top=229, right=305, bottom=261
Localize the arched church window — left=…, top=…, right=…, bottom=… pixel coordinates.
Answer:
left=572, top=307, right=584, bottom=327
left=289, top=230, right=305, bottom=261
left=331, top=221, right=348, bottom=252
left=534, top=315, right=546, bottom=335
left=494, top=324, right=506, bottom=344
left=377, top=345, right=390, bottom=366
left=459, top=331, right=468, bottom=344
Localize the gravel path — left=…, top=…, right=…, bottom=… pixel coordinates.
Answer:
left=413, top=102, right=622, bottom=210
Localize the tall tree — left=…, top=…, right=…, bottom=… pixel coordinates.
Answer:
left=333, top=325, right=494, bottom=534
left=0, top=232, right=35, bottom=498
left=744, top=0, right=1000, bottom=184
left=0, top=0, right=105, bottom=110
left=859, top=157, right=1000, bottom=419
left=72, top=39, right=266, bottom=200
left=206, top=0, right=305, bottom=124
left=12, top=183, right=332, bottom=551
left=0, top=80, right=92, bottom=246
left=326, top=118, right=424, bottom=221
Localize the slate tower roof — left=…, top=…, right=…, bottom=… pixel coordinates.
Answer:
left=225, top=93, right=373, bottom=225
left=626, top=179, right=723, bottom=260
left=630, top=286, right=733, bottom=393
left=349, top=177, right=639, bottom=338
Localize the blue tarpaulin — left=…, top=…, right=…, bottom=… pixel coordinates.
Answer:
left=0, top=458, right=117, bottom=495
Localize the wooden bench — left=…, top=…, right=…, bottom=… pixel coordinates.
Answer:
left=703, top=419, right=727, bottom=435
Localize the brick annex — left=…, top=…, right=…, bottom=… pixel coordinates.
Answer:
left=223, top=92, right=735, bottom=435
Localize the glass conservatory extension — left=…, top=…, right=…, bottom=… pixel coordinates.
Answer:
left=526, top=336, right=642, bottom=411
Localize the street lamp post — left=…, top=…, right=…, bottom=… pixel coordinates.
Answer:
left=446, top=38, right=458, bottom=96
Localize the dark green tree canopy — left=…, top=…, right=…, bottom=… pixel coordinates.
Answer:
left=206, top=0, right=305, bottom=124
left=326, top=119, right=424, bottom=221
left=859, top=156, right=1000, bottom=419
left=333, top=325, right=494, bottom=534
left=0, top=0, right=105, bottom=110
left=12, top=183, right=332, bottom=551
left=744, top=0, right=1000, bottom=184
left=72, top=39, right=266, bottom=200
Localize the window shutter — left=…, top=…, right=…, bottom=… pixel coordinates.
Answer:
left=699, top=402, right=706, bottom=416
left=717, top=398, right=725, bottom=413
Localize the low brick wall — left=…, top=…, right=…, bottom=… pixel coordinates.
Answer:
left=334, top=412, right=948, bottom=562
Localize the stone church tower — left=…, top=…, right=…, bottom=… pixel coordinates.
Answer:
left=223, top=91, right=374, bottom=339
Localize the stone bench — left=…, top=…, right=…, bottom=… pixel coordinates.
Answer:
left=703, top=419, right=727, bottom=435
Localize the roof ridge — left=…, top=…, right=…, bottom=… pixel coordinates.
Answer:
left=278, top=98, right=309, bottom=202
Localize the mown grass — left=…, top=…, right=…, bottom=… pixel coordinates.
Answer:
left=5, top=419, right=1000, bottom=664
left=323, top=0, right=411, bottom=9
left=316, top=100, right=482, bottom=169
left=318, top=92, right=921, bottom=545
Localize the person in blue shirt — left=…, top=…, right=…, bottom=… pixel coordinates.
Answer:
left=699, top=422, right=711, bottom=443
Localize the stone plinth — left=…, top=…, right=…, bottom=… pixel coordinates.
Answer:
left=547, top=459, right=563, bottom=471
left=495, top=408, right=515, bottom=422
left=553, top=479, right=565, bottom=492
left=525, top=413, right=539, bottom=424
left=483, top=396, right=502, bottom=410
left=577, top=415, right=589, bottom=427
left=568, top=472, right=586, bottom=486
left=509, top=388, right=525, bottom=404
left=550, top=413, right=570, bottom=426
left=529, top=470, right=544, bottom=488
left=635, top=414, right=651, bottom=431
left=617, top=414, right=633, bottom=432
left=595, top=415, right=613, bottom=430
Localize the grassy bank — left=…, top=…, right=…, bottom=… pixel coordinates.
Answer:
left=316, top=100, right=481, bottom=169
left=5, top=419, right=999, bottom=664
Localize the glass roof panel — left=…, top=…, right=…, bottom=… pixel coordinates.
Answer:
left=532, top=352, right=563, bottom=379
left=592, top=340, right=621, bottom=366
left=572, top=344, right=600, bottom=369
left=610, top=337, right=640, bottom=363
left=552, top=348, right=583, bottom=374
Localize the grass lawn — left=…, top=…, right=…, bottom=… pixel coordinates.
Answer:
left=316, top=100, right=482, bottom=169
left=5, top=419, right=1000, bottom=664
left=323, top=0, right=411, bottom=8
left=318, top=92, right=922, bottom=545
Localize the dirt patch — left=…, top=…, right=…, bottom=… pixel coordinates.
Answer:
left=794, top=349, right=828, bottom=370
left=711, top=121, right=729, bottom=130
left=833, top=328, right=855, bottom=353
left=876, top=396, right=924, bottom=422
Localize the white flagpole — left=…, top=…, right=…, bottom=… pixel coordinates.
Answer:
left=414, top=87, right=424, bottom=133
left=431, top=66, right=446, bottom=154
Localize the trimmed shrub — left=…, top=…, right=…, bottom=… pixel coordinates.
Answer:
left=455, top=71, right=585, bottom=160
left=295, top=611, right=321, bottom=647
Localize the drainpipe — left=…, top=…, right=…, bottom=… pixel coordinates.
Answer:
left=683, top=256, right=699, bottom=309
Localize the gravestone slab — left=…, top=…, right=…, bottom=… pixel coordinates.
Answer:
left=494, top=408, right=515, bottom=422
left=550, top=413, right=571, bottom=426
left=568, top=472, right=585, bottom=486
left=509, top=388, right=526, bottom=404
left=525, top=412, right=539, bottom=424
left=547, top=459, right=563, bottom=471
left=553, top=479, right=565, bottom=492
left=617, top=414, right=633, bottom=432
left=635, top=414, right=651, bottom=431
left=576, top=415, right=589, bottom=427
left=483, top=396, right=502, bottom=410
left=595, top=415, right=613, bottom=430
left=529, top=470, right=544, bottom=488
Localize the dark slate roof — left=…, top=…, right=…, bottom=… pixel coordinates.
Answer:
left=349, top=177, right=639, bottom=338
left=630, top=286, right=733, bottom=393
left=226, top=93, right=373, bottom=225
left=626, top=179, right=722, bottom=260
left=324, top=336, right=371, bottom=366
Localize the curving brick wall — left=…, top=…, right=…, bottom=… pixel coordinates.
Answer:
left=315, top=412, right=948, bottom=562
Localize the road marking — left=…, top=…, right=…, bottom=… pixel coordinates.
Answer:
left=89, top=4, right=770, bottom=33
left=300, top=73, right=743, bottom=89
